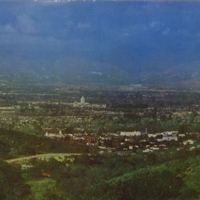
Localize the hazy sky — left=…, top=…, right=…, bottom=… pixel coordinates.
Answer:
left=0, top=2, right=200, bottom=72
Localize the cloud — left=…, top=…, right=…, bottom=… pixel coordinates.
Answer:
left=16, top=15, right=36, bottom=34
left=163, top=28, right=170, bottom=35
left=76, top=22, right=91, bottom=29
left=150, top=21, right=164, bottom=31
left=0, top=24, right=16, bottom=34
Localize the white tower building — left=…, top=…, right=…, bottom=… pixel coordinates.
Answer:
left=81, top=96, right=85, bottom=104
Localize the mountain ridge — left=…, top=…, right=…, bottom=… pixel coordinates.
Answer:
left=1, top=57, right=200, bottom=85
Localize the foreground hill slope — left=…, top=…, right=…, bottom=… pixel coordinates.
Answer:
left=81, top=150, right=200, bottom=200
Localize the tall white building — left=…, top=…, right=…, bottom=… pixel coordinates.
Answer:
left=81, top=96, right=85, bottom=104
left=73, top=96, right=86, bottom=107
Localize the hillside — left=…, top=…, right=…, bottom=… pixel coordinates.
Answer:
left=21, top=149, right=200, bottom=200
left=82, top=151, right=200, bottom=200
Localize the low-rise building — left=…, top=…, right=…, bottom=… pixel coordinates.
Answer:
left=45, top=129, right=65, bottom=139
left=120, top=131, right=141, bottom=137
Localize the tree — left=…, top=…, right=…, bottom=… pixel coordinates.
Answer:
left=0, top=160, right=31, bottom=199
left=178, top=124, right=188, bottom=134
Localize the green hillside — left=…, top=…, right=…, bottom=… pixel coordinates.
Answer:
left=81, top=153, right=200, bottom=200
left=22, top=149, right=200, bottom=200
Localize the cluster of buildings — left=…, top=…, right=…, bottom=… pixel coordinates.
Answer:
left=44, top=128, right=197, bottom=153
left=45, top=129, right=65, bottom=139
left=41, top=97, right=198, bottom=154
left=73, top=96, right=86, bottom=107
left=72, top=96, right=106, bottom=110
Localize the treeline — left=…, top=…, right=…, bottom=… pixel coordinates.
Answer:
left=0, top=129, right=87, bottom=159
left=82, top=113, right=200, bottom=133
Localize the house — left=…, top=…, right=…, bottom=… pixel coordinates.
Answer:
left=42, top=172, right=52, bottom=177
left=45, top=129, right=65, bottom=139
left=21, top=165, right=33, bottom=170
left=125, top=138, right=131, bottom=142
left=120, top=131, right=141, bottom=137
left=178, top=134, right=186, bottom=137
left=143, top=149, right=152, bottom=153
left=148, top=134, right=157, bottom=138
left=161, top=136, right=178, bottom=141
left=164, top=131, right=173, bottom=136
left=85, top=136, right=98, bottom=142
left=183, top=139, right=195, bottom=145
left=152, top=147, right=159, bottom=150
left=98, top=146, right=107, bottom=149
left=159, top=144, right=166, bottom=148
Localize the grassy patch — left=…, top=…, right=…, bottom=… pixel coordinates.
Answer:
left=26, top=178, right=64, bottom=200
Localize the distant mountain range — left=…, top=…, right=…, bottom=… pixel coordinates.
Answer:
left=0, top=57, right=200, bottom=85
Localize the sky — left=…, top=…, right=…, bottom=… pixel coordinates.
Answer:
left=0, top=2, right=200, bottom=74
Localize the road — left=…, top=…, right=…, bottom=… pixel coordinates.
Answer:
left=6, top=153, right=82, bottom=163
